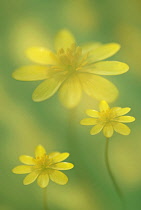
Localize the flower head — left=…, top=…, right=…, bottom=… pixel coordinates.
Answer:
left=80, top=100, right=135, bottom=138
left=12, top=145, right=74, bottom=188
left=12, top=29, right=129, bottom=109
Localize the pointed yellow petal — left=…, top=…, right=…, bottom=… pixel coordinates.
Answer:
left=90, top=124, right=104, bottom=135
left=48, top=169, right=68, bottom=185
left=58, top=74, right=82, bottom=109
left=12, top=165, right=33, bottom=174
left=78, top=73, right=118, bottom=103
left=23, top=170, right=40, bottom=185
left=32, top=74, right=65, bottom=102
left=80, top=118, right=98, bottom=125
left=35, top=145, right=46, bottom=158
left=99, top=100, right=110, bottom=112
left=85, top=61, right=129, bottom=75
left=52, top=153, right=70, bottom=163
left=89, top=43, right=120, bottom=63
left=113, top=123, right=131, bottom=135
left=115, top=116, right=135, bottom=123
left=50, top=162, right=74, bottom=170
left=12, top=65, right=49, bottom=81
left=86, top=109, right=99, bottom=118
left=37, top=171, right=49, bottom=188
left=116, top=107, right=131, bottom=116
left=26, top=47, right=58, bottom=65
left=19, top=155, right=35, bottom=165
left=103, top=124, right=114, bottom=138
left=55, top=29, right=75, bottom=51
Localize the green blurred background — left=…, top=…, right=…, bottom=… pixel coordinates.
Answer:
left=0, top=0, right=141, bottom=209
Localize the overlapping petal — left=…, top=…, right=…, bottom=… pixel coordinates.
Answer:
left=116, top=107, right=131, bottom=116
left=37, top=171, right=49, bottom=188
left=84, top=61, right=129, bottom=75
left=103, top=124, right=114, bottom=138
left=19, top=155, right=35, bottom=165
left=88, top=43, right=120, bottom=63
left=79, top=73, right=118, bottom=103
left=81, top=42, right=101, bottom=54
left=115, top=116, right=135, bottom=123
left=80, top=118, right=98, bottom=125
left=48, top=169, right=68, bottom=185
left=90, top=124, right=104, bottom=135
left=26, top=47, right=58, bottom=65
left=113, top=123, right=131, bottom=135
left=12, top=165, right=33, bottom=174
left=52, top=153, right=70, bottom=163
left=50, top=162, right=74, bottom=170
left=99, top=100, right=109, bottom=112
left=55, top=29, right=75, bottom=51
left=35, top=145, right=46, bottom=158
left=59, top=74, right=82, bottom=108
left=32, top=74, right=65, bottom=102
left=86, top=109, right=99, bottom=118
left=12, top=65, right=50, bottom=81
left=23, top=170, right=40, bottom=185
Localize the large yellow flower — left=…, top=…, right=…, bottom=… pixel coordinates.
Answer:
left=12, top=29, right=129, bottom=108
left=12, top=145, right=74, bottom=188
left=80, top=100, right=135, bottom=138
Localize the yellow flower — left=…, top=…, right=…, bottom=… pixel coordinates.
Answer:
left=80, top=100, right=135, bottom=138
left=12, top=29, right=129, bottom=109
left=12, top=145, right=74, bottom=188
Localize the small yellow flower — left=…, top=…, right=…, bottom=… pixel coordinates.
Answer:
left=12, top=145, right=74, bottom=188
left=12, top=29, right=129, bottom=109
left=80, top=100, right=135, bottom=138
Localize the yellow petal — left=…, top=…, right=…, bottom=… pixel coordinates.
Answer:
left=113, top=122, right=131, bottom=135
left=48, top=152, right=60, bottom=159
left=80, top=118, right=98, bottom=125
left=48, top=169, right=68, bottom=185
left=12, top=65, right=49, bottom=81
left=12, top=165, right=33, bottom=174
left=88, top=43, right=120, bottom=63
left=81, top=42, right=101, bottom=54
left=35, top=145, right=46, bottom=158
left=90, top=124, right=104, bottom=135
left=85, top=61, right=129, bottom=75
left=32, top=74, right=65, bottom=102
left=37, top=171, right=49, bottom=188
left=55, top=29, right=75, bottom=51
left=115, top=116, right=135, bottom=123
left=53, top=153, right=70, bottom=163
left=79, top=73, right=118, bottom=103
left=103, top=124, right=114, bottom=138
left=86, top=109, right=99, bottom=118
left=58, top=74, right=82, bottom=109
left=116, top=107, right=131, bottom=116
left=26, top=47, right=58, bottom=65
left=19, top=155, right=36, bottom=165
left=99, top=100, right=110, bottom=112
left=50, top=162, right=74, bottom=170
left=23, top=170, right=40, bottom=185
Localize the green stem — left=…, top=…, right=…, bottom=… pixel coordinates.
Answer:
left=105, top=138, right=125, bottom=210
left=43, top=187, right=48, bottom=210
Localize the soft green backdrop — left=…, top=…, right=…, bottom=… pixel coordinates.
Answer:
left=0, top=0, right=141, bottom=209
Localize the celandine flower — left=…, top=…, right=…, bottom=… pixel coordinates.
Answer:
left=12, top=145, right=74, bottom=188
left=80, top=100, right=135, bottom=138
left=12, top=29, right=129, bottom=108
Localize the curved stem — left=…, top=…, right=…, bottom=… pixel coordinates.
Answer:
left=105, top=138, right=125, bottom=210
left=43, top=187, right=48, bottom=210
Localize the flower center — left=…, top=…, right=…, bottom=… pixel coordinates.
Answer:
left=36, top=155, right=53, bottom=169
left=99, top=109, right=117, bottom=124
left=57, top=43, right=88, bottom=72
